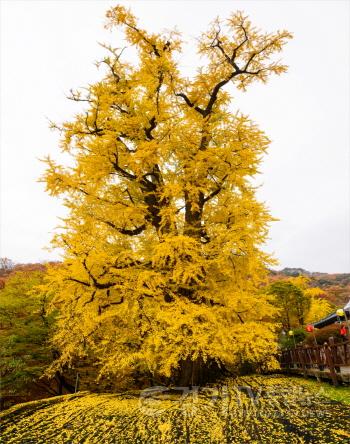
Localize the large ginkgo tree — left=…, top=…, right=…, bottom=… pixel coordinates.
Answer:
left=42, top=5, right=292, bottom=385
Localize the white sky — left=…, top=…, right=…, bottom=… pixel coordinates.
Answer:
left=0, top=0, right=349, bottom=272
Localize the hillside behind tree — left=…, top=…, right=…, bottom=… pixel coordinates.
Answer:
left=271, top=268, right=350, bottom=307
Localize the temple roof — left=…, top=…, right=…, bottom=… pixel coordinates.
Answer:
left=313, top=300, right=350, bottom=329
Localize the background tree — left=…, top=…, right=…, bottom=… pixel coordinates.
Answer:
left=267, top=277, right=333, bottom=331
left=304, top=296, right=332, bottom=324
left=0, top=271, right=55, bottom=404
left=267, top=281, right=309, bottom=330
left=42, top=5, right=292, bottom=385
left=303, top=287, right=333, bottom=324
left=289, top=276, right=333, bottom=325
left=0, top=258, right=15, bottom=275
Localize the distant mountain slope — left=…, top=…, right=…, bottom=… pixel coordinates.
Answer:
left=0, top=262, right=58, bottom=289
left=270, top=268, right=350, bottom=307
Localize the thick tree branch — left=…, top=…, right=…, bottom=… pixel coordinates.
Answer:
left=97, top=217, right=146, bottom=236
left=100, top=297, right=124, bottom=311
left=144, top=116, right=157, bottom=140
left=67, top=277, right=90, bottom=287
left=175, top=92, right=206, bottom=116
left=203, top=174, right=228, bottom=202
left=82, top=259, right=115, bottom=289
left=111, top=152, right=137, bottom=180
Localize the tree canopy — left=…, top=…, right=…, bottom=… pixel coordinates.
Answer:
left=42, top=5, right=292, bottom=384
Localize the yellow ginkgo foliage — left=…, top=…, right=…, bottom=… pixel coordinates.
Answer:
left=42, top=5, right=292, bottom=385
left=304, top=288, right=333, bottom=324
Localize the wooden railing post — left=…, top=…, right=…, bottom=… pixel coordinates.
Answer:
left=299, top=346, right=307, bottom=376
left=325, top=338, right=338, bottom=386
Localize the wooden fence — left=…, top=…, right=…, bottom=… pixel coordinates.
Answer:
left=279, top=337, right=350, bottom=385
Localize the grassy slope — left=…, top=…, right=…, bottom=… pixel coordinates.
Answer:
left=294, top=377, right=350, bottom=405
left=1, top=376, right=349, bottom=444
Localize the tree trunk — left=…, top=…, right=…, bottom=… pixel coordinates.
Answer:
left=178, top=358, right=195, bottom=386
left=55, top=371, right=75, bottom=395
left=176, top=357, right=220, bottom=386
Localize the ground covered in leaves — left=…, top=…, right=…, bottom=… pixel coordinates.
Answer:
left=1, top=376, right=349, bottom=443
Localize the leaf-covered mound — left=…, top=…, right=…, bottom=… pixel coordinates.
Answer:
left=1, top=376, right=349, bottom=444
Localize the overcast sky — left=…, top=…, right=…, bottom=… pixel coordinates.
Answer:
left=1, top=0, right=349, bottom=272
